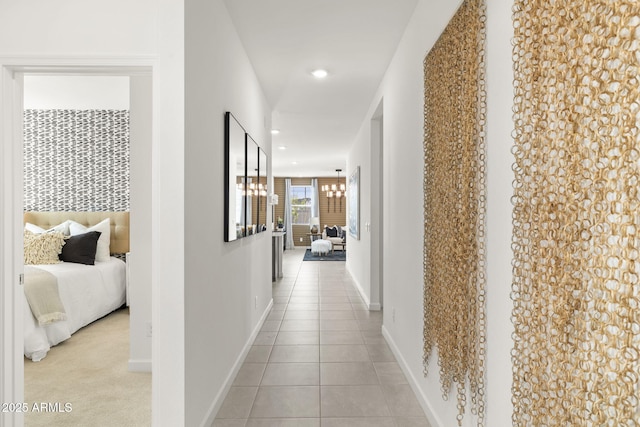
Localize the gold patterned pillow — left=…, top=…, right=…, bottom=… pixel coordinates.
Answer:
left=24, top=229, right=66, bottom=265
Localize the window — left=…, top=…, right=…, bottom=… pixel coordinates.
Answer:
left=291, top=185, right=314, bottom=224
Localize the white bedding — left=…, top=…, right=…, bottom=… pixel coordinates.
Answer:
left=23, top=257, right=126, bottom=362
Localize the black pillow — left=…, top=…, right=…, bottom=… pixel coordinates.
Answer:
left=326, top=226, right=338, bottom=238
left=59, top=231, right=102, bottom=265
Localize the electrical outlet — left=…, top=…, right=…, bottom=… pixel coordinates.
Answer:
left=146, top=322, right=152, bottom=337
left=392, top=308, right=396, bottom=323
left=299, top=237, right=303, bottom=242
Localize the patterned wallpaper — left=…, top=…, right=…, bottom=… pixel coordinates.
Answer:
left=23, top=110, right=130, bottom=212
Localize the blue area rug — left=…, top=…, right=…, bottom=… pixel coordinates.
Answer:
left=303, top=248, right=346, bottom=261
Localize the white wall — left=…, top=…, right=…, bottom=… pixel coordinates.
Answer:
left=0, top=1, right=185, bottom=426
left=24, top=76, right=130, bottom=109
left=484, top=0, right=516, bottom=422
left=347, top=0, right=514, bottom=425
left=184, top=0, right=273, bottom=426
left=346, top=125, right=372, bottom=306
left=347, top=102, right=384, bottom=311
left=0, top=0, right=156, bottom=55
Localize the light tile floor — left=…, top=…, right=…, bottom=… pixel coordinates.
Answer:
left=214, top=248, right=430, bottom=427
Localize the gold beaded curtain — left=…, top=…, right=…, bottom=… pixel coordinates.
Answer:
left=423, top=0, right=487, bottom=426
left=512, top=1, right=640, bottom=425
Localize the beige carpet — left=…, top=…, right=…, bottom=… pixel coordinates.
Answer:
left=24, top=307, right=151, bottom=427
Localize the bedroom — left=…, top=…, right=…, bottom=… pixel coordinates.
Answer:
left=21, top=74, right=152, bottom=425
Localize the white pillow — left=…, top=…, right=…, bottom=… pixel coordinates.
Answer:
left=23, top=229, right=65, bottom=265
left=69, top=218, right=111, bottom=262
left=25, top=221, right=71, bottom=236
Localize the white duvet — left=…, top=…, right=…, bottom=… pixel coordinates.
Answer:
left=23, top=257, right=126, bottom=362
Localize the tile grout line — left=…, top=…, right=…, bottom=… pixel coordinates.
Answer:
left=221, top=249, right=425, bottom=426
left=317, top=272, right=322, bottom=423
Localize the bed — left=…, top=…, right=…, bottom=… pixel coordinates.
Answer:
left=22, top=212, right=130, bottom=362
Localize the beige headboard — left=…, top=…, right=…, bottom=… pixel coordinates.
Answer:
left=23, top=211, right=130, bottom=254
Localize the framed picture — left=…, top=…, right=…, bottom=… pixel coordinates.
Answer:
left=245, top=135, right=259, bottom=236
left=348, top=166, right=360, bottom=240
left=224, top=111, right=268, bottom=241
left=257, top=147, right=268, bottom=233
left=224, top=112, right=246, bottom=242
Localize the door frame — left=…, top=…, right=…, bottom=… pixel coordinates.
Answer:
left=370, top=100, right=384, bottom=310
left=1, top=63, right=25, bottom=427
left=0, top=56, right=156, bottom=427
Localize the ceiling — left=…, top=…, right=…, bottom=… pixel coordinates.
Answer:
left=223, top=0, right=419, bottom=177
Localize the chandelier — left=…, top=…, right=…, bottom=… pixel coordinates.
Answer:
left=321, top=169, right=346, bottom=212
left=237, top=181, right=267, bottom=197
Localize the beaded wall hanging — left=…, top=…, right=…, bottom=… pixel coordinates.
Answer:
left=423, top=0, right=487, bottom=425
left=512, top=1, right=640, bottom=424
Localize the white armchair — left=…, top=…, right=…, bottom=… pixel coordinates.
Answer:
left=321, top=225, right=346, bottom=250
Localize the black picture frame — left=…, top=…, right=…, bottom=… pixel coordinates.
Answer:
left=224, top=111, right=269, bottom=241
left=257, top=147, right=268, bottom=233
left=246, top=135, right=259, bottom=236
left=224, top=112, right=246, bottom=242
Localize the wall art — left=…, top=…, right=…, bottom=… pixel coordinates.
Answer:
left=224, top=112, right=268, bottom=242
left=511, top=1, right=640, bottom=424
left=422, top=0, right=487, bottom=425
left=348, top=166, right=360, bottom=240
left=224, top=111, right=246, bottom=242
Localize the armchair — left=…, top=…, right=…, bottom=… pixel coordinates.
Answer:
left=322, top=225, right=346, bottom=251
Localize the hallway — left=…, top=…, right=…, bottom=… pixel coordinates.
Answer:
left=214, top=248, right=429, bottom=427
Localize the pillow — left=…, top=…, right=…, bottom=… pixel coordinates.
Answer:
left=25, top=220, right=71, bottom=236
left=325, top=226, right=338, bottom=238
left=69, top=218, right=111, bottom=262
left=23, top=229, right=66, bottom=265
left=59, top=231, right=101, bottom=265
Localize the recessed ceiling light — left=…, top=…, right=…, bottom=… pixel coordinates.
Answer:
left=278, top=146, right=287, bottom=150
left=292, top=161, right=298, bottom=165
left=311, top=69, right=328, bottom=79
left=271, top=129, right=280, bottom=135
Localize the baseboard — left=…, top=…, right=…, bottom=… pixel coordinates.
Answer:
left=200, top=298, right=274, bottom=427
left=128, top=359, right=152, bottom=372
left=345, top=266, right=381, bottom=311
left=346, top=265, right=370, bottom=306
left=353, top=278, right=371, bottom=308
left=381, top=325, right=443, bottom=427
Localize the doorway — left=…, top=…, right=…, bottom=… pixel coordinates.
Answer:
left=0, top=63, right=153, bottom=427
